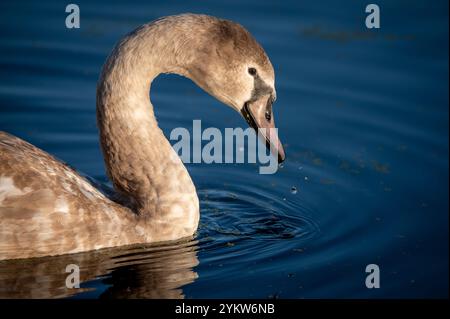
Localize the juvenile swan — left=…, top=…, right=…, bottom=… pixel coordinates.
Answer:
left=0, top=14, right=284, bottom=260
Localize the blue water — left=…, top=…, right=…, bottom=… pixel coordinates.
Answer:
left=0, top=0, right=448, bottom=298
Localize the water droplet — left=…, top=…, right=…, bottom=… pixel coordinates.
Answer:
left=290, top=186, right=297, bottom=194
left=304, top=176, right=309, bottom=181
left=278, top=163, right=284, bottom=169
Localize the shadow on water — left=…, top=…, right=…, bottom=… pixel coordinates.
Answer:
left=0, top=239, right=199, bottom=299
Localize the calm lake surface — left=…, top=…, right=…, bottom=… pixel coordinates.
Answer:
left=0, top=0, right=448, bottom=298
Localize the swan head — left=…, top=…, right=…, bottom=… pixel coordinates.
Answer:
left=186, top=17, right=285, bottom=162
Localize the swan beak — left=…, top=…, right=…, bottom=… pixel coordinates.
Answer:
left=241, top=95, right=285, bottom=163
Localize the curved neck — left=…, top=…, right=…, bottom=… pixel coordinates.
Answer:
left=96, top=21, right=199, bottom=233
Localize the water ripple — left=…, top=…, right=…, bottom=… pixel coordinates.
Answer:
left=197, top=186, right=320, bottom=247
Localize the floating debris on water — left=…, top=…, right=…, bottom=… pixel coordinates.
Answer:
left=320, top=178, right=335, bottom=185
left=372, top=160, right=390, bottom=174
left=290, top=186, right=297, bottom=194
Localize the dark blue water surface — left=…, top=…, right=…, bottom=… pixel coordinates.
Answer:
left=0, top=0, right=448, bottom=298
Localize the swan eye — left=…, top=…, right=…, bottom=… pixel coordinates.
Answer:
left=265, top=110, right=271, bottom=121
left=248, top=67, right=257, bottom=76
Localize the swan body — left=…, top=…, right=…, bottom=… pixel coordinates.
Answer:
left=0, top=14, right=284, bottom=260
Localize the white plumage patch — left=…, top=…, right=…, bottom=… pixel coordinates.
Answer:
left=0, top=176, right=26, bottom=204
left=54, top=197, right=69, bottom=214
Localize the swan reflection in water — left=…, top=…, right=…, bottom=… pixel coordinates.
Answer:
left=0, top=239, right=199, bottom=298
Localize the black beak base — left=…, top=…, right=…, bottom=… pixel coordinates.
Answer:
left=241, top=102, right=285, bottom=163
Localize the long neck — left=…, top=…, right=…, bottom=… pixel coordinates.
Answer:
left=96, top=21, right=199, bottom=232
